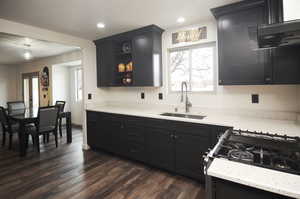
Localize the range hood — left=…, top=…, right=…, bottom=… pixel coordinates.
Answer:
left=258, top=20, right=300, bottom=48
left=258, top=0, right=300, bottom=48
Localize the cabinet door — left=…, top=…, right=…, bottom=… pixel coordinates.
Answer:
left=272, top=45, right=300, bottom=84
left=131, top=33, right=154, bottom=86
left=87, top=112, right=101, bottom=148
left=217, top=4, right=268, bottom=85
left=175, top=132, right=210, bottom=181
left=87, top=113, right=121, bottom=153
left=104, top=120, right=122, bottom=154
left=121, top=124, right=146, bottom=162
left=146, top=128, right=175, bottom=171
left=215, top=178, right=293, bottom=199
left=87, top=120, right=100, bottom=148
left=96, top=40, right=116, bottom=87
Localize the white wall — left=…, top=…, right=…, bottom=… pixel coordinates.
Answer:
left=52, top=64, right=83, bottom=125
left=0, top=64, right=18, bottom=107
left=69, top=66, right=83, bottom=125
left=52, top=65, right=70, bottom=111
left=283, top=0, right=300, bottom=21
left=103, top=21, right=300, bottom=114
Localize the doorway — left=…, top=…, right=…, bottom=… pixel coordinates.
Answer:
left=52, top=60, right=83, bottom=125
left=22, top=72, right=39, bottom=109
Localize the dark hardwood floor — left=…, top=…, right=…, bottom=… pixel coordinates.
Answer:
left=0, top=128, right=205, bottom=199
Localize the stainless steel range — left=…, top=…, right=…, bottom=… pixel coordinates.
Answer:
left=204, top=129, right=300, bottom=199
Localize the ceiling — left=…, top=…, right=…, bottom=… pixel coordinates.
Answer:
left=0, top=32, right=80, bottom=65
left=0, top=0, right=240, bottom=40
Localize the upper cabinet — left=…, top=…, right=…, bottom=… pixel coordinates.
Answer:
left=94, top=25, right=164, bottom=87
left=211, top=0, right=300, bottom=85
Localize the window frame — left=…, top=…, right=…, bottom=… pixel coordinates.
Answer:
left=74, top=67, right=83, bottom=102
left=167, top=41, right=217, bottom=93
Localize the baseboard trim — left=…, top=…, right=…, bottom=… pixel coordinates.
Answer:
left=82, top=144, right=90, bottom=150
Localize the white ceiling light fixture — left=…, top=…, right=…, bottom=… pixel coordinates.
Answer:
left=24, top=51, right=32, bottom=60
left=177, top=17, right=185, bottom=23
left=24, top=37, right=31, bottom=45
left=23, top=44, right=33, bottom=60
left=97, top=22, right=105, bottom=29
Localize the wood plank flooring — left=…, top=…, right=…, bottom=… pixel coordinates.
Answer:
left=0, top=128, right=205, bottom=199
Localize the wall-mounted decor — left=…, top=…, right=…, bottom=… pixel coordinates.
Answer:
left=172, top=27, right=207, bottom=44
left=41, top=66, right=49, bottom=91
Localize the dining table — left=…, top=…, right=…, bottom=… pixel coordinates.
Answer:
left=8, top=107, right=72, bottom=157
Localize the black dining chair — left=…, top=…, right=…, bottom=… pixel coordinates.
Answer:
left=25, top=106, right=60, bottom=153
left=0, top=106, right=19, bottom=149
left=55, top=101, right=66, bottom=137
left=7, top=101, right=26, bottom=113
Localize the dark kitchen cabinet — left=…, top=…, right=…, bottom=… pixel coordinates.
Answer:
left=212, top=0, right=300, bottom=85
left=87, top=112, right=122, bottom=153
left=96, top=40, right=116, bottom=87
left=86, top=111, right=229, bottom=182
left=146, top=128, right=175, bottom=171
left=212, top=0, right=268, bottom=85
left=121, top=124, right=147, bottom=162
left=94, top=25, right=164, bottom=87
left=175, top=132, right=210, bottom=181
left=86, top=112, right=101, bottom=148
left=213, top=178, right=293, bottom=199
left=272, top=46, right=300, bottom=84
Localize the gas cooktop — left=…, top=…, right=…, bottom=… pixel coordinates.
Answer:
left=212, top=129, right=300, bottom=175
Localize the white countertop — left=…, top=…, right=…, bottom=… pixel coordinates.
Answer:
left=208, top=158, right=300, bottom=199
left=86, top=105, right=300, bottom=137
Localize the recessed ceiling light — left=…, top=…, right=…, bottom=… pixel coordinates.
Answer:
left=177, top=17, right=185, bottom=23
left=24, top=37, right=31, bottom=45
left=24, top=51, right=32, bottom=60
left=97, top=22, right=105, bottom=29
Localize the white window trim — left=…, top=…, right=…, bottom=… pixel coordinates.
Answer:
left=167, top=41, right=217, bottom=94
left=75, top=67, right=83, bottom=102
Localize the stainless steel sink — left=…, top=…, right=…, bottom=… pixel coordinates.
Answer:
left=160, top=112, right=206, bottom=120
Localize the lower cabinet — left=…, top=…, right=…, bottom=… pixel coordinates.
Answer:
left=146, top=128, right=175, bottom=171
left=175, top=132, right=210, bottom=181
left=122, top=124, right=147, bottom=162
left=214, top=178, right=293, bottom=199
left=87, top=111, right=229, bottom=182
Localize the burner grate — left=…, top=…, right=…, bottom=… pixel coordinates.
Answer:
left=213, top=129, right=300, bottom=175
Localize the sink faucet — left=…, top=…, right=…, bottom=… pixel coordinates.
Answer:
left=181, top=81, right=192, bottom=113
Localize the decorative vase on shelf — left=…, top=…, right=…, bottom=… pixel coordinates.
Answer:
left=118, top=63, right=126, bottom=72
left=126, top=61, right=133, bottom=72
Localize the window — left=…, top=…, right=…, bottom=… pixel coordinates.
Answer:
left=169, top=42, right=216, bottom=92
left=75, top=68, right=83, bottom=101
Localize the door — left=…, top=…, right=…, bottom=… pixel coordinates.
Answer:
left=22, top=72, right=39, bottom=109
left=146, top=128, right=175, bottom=171
left=175, top=132, right=210, bottom=181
